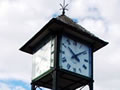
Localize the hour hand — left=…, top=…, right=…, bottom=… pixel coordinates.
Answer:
left=68, top=47, right=80, bottom=62
left=71, top=51, right=87, bottom=59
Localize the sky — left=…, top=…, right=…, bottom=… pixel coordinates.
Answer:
left=0, top=0, right=120, bottom=90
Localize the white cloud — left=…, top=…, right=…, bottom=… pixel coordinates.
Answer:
left=0, top=0, right=120, bottom=90
left=68, top=0, right=87, bottom=17
left=94, top=0, right=120, bottom=23
left=0, top=82, right=11, bottom=90
left=0, top=82, right=26, bottom=90
left=13, top=86, right=26, bottom=90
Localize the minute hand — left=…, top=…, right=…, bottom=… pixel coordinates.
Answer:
left=68, top=47, right=80, bottom=62
left=71, top=51, right=87, bottom=59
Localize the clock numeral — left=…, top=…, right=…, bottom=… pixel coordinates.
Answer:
left=73, top=68, right=76, bottom=73
left=84, top=59, right=88, bottom=63
left=79, top=68, right=81, bottom=73
left=83, top=64, right=87, bottom=70
left=51, top=51, right=54, bottom=54
left=73, top=41, right=77, bottom=46
left=36, top=67, right=41, bottom=74
left=62, top=57, right=67, bottom=63
left=79, top=44, right=82, bottom=49
left=66, top=39, right=71, bottom=45
left=51, top=44, right=54, bottom=47
left=67, top=64, right=71, bottom=69
left=62, top=43, right=66, bottom=48
left=60, top=50, right=65, bottom=54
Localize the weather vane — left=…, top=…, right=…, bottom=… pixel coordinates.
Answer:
left=60, top=0, right=69, bottom=15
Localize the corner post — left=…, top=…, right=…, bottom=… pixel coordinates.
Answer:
left=53, top=33, right=61, bottom=90
left=53, top=71, right=60, bottom=90
left=89, top=82, right=93, bottom=90
left=31, top=84, right=36, bottom=90
left=89, top=47, right=94, bottom=90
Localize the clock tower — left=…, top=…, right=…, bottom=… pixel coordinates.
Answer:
left=20, top=14, right=108, bottom=90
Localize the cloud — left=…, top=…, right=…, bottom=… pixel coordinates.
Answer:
left=0, top=0, right=120, bottom=90
left=93, top=0, right=120, bottom=23
left=0, top=82, right=10, bottom=90
left=13, top=86, right=26, bottom=90
left=0, top=80, right=30, bottom=90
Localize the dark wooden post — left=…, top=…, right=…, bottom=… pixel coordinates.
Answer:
left=53, top=33, right=61, bottom=90
left=53, top=71, right=60, bottom=90
left=89, top=82, right=93, bottom=90
left=89, top=48, right=93, bottom=90
left=31, top=84, right=36, bottom=90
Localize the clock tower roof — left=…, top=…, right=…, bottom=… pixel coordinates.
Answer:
left=56, top=15, right=95, bottom=37
left=20, top=15, right=108, bottom=54
left=56, top=15, right=108, bottom=49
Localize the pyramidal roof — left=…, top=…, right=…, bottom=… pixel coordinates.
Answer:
left=56, top=15, right=78, bottom=26
left=20, top=15, right=108, bottom=54
left=56, top=15, right=96, bottom=37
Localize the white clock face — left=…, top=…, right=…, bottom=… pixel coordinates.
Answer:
left=32, top=38, right=55, bottom=80
left=59, top=36, right=91, bottom=77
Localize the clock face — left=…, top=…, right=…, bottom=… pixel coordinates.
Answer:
left=32, top=38, right=55, bottom=80
left=59, top=36, right=91, bottom=77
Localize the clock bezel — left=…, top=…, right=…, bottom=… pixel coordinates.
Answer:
left=59, top=34, right=92, bottom=78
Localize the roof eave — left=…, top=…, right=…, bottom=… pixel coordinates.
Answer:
left=20, top=17, right=108, bottom=54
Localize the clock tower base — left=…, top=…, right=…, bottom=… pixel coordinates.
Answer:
left=31, top=69, right=94, bottom=90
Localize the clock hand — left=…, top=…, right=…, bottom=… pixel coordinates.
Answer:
left=68, top=47, right=74, bottom=55
left=71, top=51, right=87, bottom=59
left=68, top=47, right=80, bottom=62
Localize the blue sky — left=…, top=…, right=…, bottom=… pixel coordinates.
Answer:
left=0, top=0, right=120, bottom=90
left=0, top=79, right=30, bottom=90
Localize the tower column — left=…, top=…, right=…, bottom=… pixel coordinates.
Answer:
left=89, top=82, right=93, bottom=90
left=31, top=84, right=36, bottom=90
left=53, top=71, right=60, bottom=90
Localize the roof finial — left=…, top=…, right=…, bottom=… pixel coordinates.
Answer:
left=60, top=0, right=69, bottom=15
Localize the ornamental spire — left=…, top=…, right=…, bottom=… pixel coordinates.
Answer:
left=60, top=0, right=69, bottom=15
